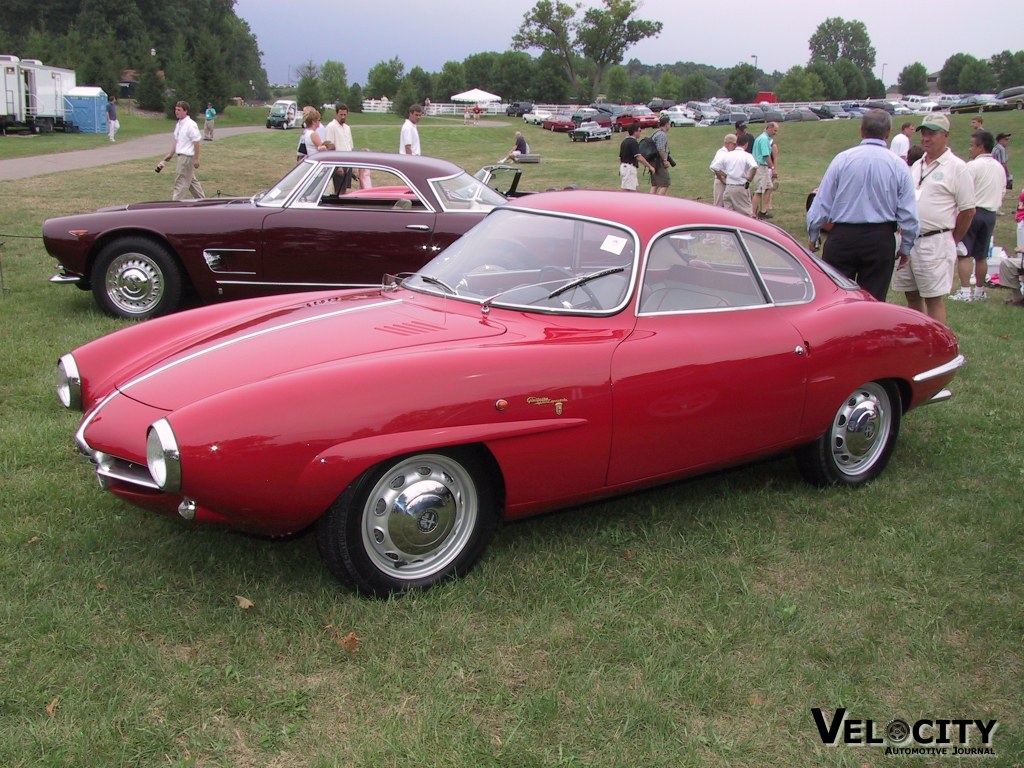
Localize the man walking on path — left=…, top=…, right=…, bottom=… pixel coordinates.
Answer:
left=156, top=100, right=205, bottom=201
left=106, top=96, right=119, bottom=143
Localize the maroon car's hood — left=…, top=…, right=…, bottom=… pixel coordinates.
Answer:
left=116, top=294, right=505, bottom=411
left=97, top=197, right=251, bottom=213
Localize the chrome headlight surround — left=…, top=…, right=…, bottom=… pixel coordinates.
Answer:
left=146, top=419, right=181, bottom=492
left=56, top=353, right=82, bottom=411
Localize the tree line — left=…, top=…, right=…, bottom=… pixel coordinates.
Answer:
left=0, top=0, right=269, bottom=116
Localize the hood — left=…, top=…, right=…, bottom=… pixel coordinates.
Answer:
left=96, top=197, right=250, bottom=213
left=116, top=293, right=506, bottom=411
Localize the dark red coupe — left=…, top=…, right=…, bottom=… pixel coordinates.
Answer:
left=44, top=152, right=518, bottom=319
left=58, top=191, right=964, bottom=596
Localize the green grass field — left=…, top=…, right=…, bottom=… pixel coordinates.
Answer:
left=1, top=109, right=1022, bottom=767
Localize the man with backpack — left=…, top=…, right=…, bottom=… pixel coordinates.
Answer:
left=647, top=115, right=673, bottom=195
left=619, top=124, right=656, bottom=191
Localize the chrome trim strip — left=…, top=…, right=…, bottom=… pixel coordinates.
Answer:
left=913, top=354, right=966, bottom=383
left=214, top=280, right=379, bottom=289
left=49, top=273, right=81, bottom=284
left=920, top=388, right=953, bottom=406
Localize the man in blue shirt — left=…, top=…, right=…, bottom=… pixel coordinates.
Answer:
left=751, top=122, right=777, bottom=219
left=807, top=109, right=919, bottom=301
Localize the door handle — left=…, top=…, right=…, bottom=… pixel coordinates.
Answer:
left=405, top=224, right=431, bottom=231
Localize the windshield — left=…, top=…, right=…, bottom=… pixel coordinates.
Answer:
left=403, top=208, right=636, bottom=314
left=254, top=161, right=312, bottom=207
left=270, top=103, right=290, bottom=116
left=430, top=172, right=509, bottom=212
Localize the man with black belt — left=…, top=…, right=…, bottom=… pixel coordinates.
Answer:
left=157, top=100, right=205, bottom=201
left=892, top=113, right=975, bottom=325
left=807, top=109, right=918, bottom=301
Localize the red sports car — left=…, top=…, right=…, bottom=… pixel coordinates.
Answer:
left=614, top=105, right=660, bottom=131
left=541, top=113, right=575, bottom=132
left=44, top=152, right=519, bottom=320
left=58, top=191, right=964, bottom=596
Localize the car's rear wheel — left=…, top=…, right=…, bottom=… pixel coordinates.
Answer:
left=797, top=381, right=901, bottom=487
left=317, top=449, right=499, bottom=597
left=91, top=237, right=183, bottom=320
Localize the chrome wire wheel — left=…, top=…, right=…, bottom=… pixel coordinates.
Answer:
left=360, top=454, right=480, bottom=583
left=827, top=382, right=894, bottom=478
left=105, top=252, right=165, bottom=316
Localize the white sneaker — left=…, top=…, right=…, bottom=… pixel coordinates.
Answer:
left=950, top=288, right=972, bottom=301
left=972, top=288, right=987, bottom=301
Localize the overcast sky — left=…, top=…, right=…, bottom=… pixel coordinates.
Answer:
left=234, top=0, right=1020, bottom=93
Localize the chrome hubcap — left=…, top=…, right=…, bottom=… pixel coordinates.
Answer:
left=362, top=455, right=477, bottom=581
left=830, top=383, right=891, bottom=476
left=106, top=253, right=164, bottom=315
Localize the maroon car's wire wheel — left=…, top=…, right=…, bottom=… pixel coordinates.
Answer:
left=105, top=253, right=165, bottom=315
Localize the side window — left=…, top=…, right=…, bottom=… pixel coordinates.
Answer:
left=743, top=234, right=814, bottom=304
left=301, top=167, right=428, bottom=211
left=640, top=229, right=766, bottom=313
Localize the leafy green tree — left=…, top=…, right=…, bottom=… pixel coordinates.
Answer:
left=808, top=17, right=876, bottom=76
left=958, top=58, right=996, bottom=93
left=680, top=72, right=708, bottom=101
left=775, top=65, right=823, bottom=102
left=989, top=50, right=1024, bottom=91
left=806, top=60, right=845, bottom=100
left=898, top=62, right=928, bottom=95
left=628, top=74, right=653, bottom=104
left=531, top=51, right=571, bottom=103
left=834, top=58, right=867, bottom=100
left=347, top=83, right=364, bottom=112
left=725, top=62, right=758, bottom=104
left=938, top=53, right=973, bottom=94
left=404, top=66, right=434, bottom=102
left=463, top=52, right=500, bottom=93
left=295, top=60, right=323, bottom=110
left=393, top=77, right=420, bottom=119
left=366, top=56, right=404, bottom=99
left=514, top=0, right=661, bottom=97
left=434, top=61, right=466, bottom=101
left=656, top=71, right=683, bottom=101
left=604, top=65, right=631, bottom=103
left=77, top=30, right=123, bottom=95
left=136, top=54, right=164, bottom=111
left=493, top=51, right=535, bottom=102
left=320, top=60, right=348, bottom=105
left=163, top=36, right=200, bottom=117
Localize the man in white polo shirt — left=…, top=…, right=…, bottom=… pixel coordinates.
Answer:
left=891, top=113, right=975, bottom=325
left=157, top=100, right=205, bottom=201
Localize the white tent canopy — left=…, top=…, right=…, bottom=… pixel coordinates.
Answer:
left=450, top=88, right=501, bottom=103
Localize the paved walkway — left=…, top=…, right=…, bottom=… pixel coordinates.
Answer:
left=0, top=126, right=265, bottom=181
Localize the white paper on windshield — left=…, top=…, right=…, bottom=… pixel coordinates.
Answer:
left=601, top=235, right=628, bottom=256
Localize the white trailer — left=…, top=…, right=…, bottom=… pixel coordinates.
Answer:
left=0, top=55, right=77, bottom=133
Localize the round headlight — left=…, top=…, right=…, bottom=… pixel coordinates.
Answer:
left=57, top=354, right=82, bottom=410
left=146, top=419, right=181, bottom=492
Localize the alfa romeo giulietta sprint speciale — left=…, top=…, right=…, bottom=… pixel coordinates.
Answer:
left=57, top=191, right=964, bottom=596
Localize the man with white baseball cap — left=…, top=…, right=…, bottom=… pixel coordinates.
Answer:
left=891, top=113, right=976, bottom=325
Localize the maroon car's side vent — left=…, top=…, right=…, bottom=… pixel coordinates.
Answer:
left=376, top=320, right=447, bottom=337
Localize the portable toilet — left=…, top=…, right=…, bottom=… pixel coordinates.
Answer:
left=64, top=86, right=107, bottom=133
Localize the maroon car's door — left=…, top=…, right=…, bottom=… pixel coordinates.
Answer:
left=606, top=229, right=809, bottom=485
left=258, top=204, right=442, bottom=290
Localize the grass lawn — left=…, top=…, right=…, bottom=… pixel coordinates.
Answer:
left=0, top=110, right=1022, bottom=767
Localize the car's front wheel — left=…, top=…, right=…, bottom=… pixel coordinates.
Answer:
left=317, top=450, right=499, bottom=597
left=796, top=381, right=901, bottom=487
left=91, top=237, right=184, bottom=320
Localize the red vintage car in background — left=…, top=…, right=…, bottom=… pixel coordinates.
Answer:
left=44, top=153, right=520, bottom=320
left=57, top=191, right=963, bottom=596
left=613, top=105, right=660, bottom=131
left=541, top=113, right=575, bottom=132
